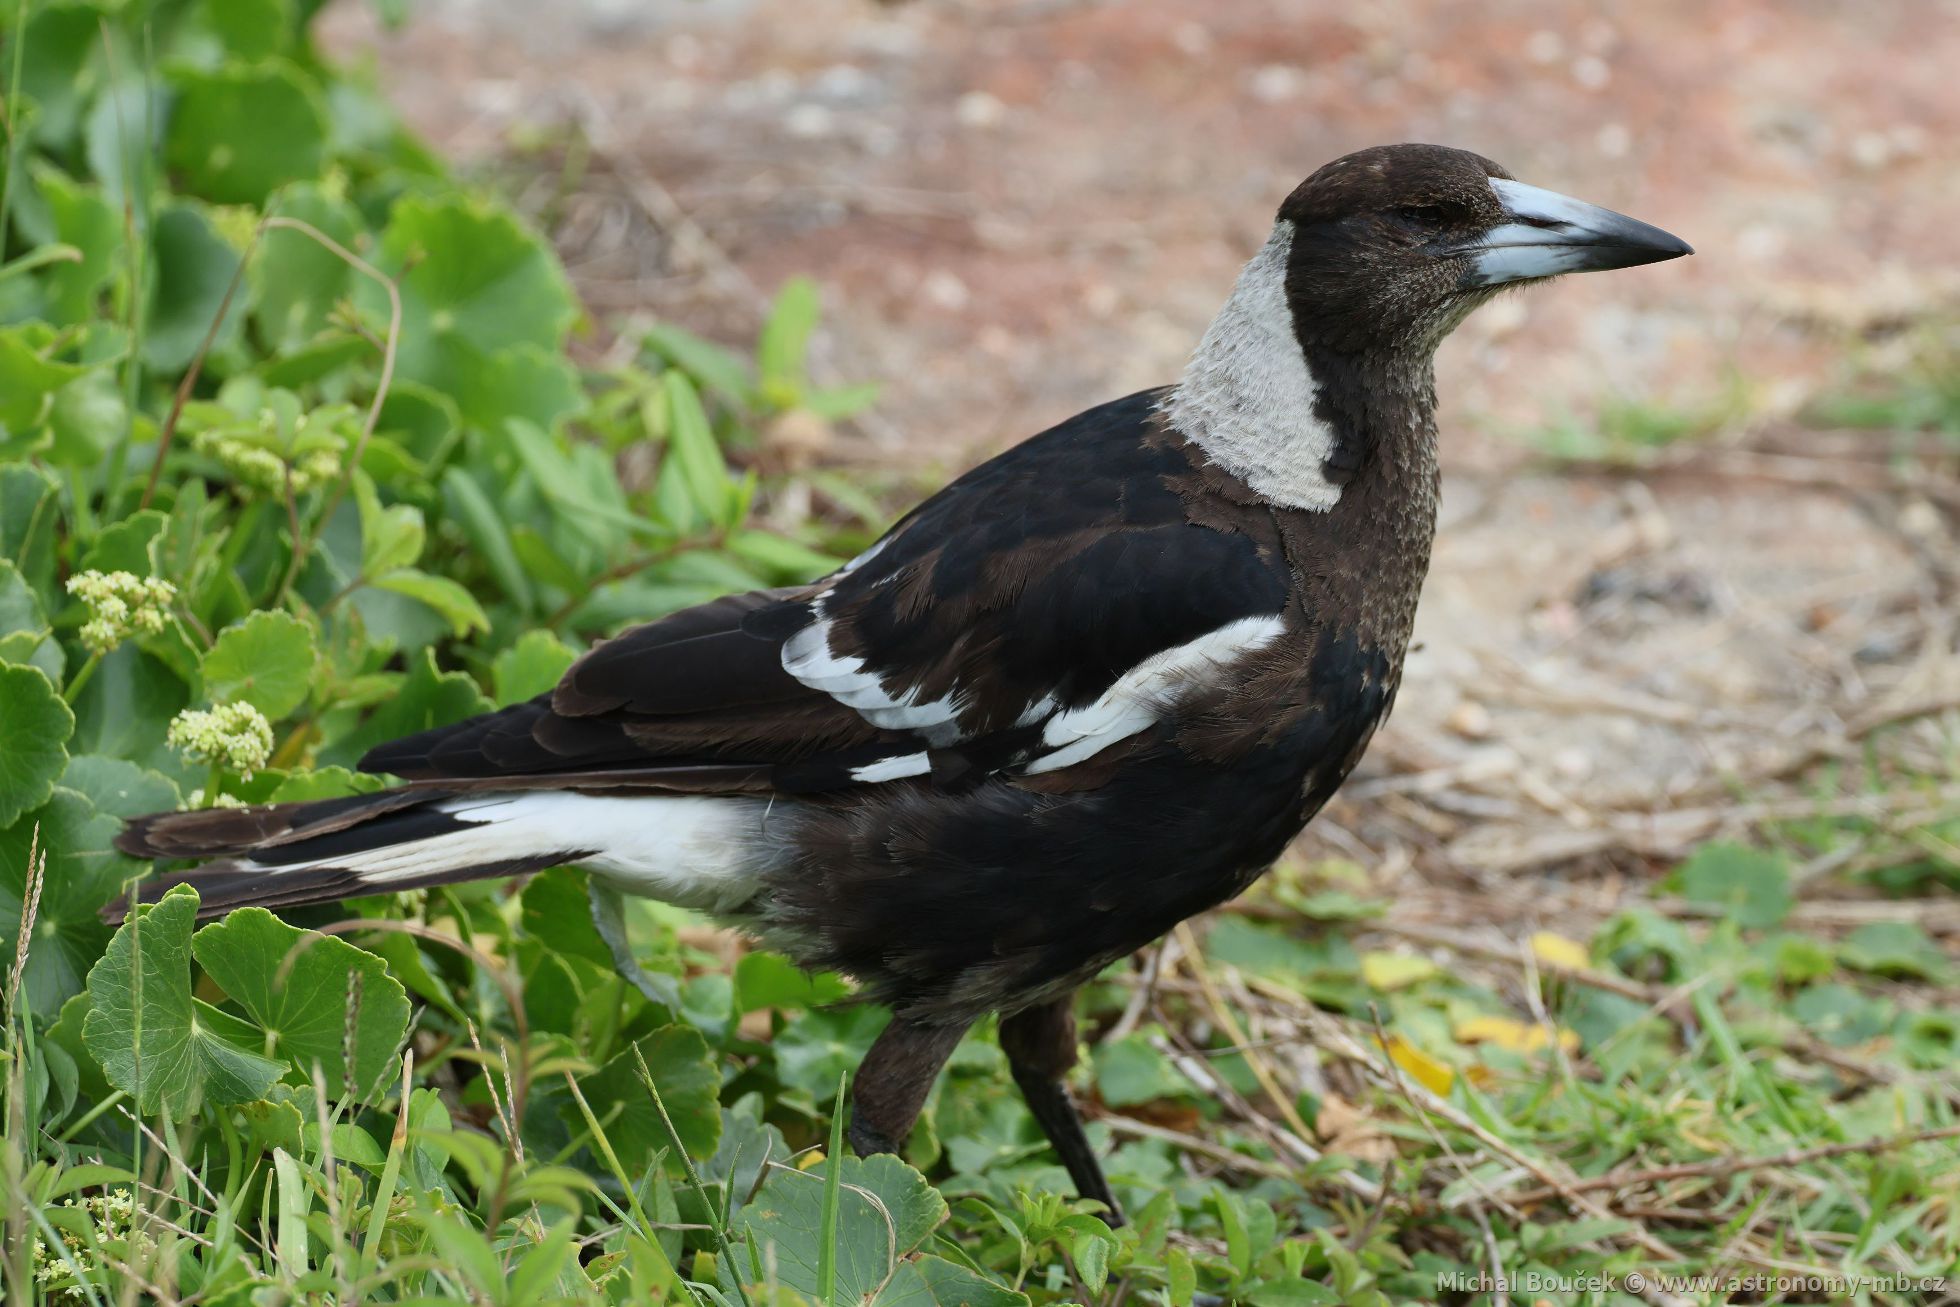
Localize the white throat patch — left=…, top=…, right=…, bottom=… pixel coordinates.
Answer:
left=1165, top=220, right=1342, bottom=512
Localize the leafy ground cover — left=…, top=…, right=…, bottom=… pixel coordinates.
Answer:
left=2, top=3, right=1957, bottom=1305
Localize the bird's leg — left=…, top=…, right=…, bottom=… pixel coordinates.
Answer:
left=848, top=1017, right=970, bottom=1158
left=999, top=996, right=1124, bottom=1226
left=587, top=878, right=682, bottom=1008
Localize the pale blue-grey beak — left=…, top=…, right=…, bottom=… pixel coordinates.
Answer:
left=1460, top=177, right=1692, bottom=287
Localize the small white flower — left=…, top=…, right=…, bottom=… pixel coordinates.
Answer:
left=66, top=570, right=177, bottom=654
left=167, top=702, right=275, bottom=780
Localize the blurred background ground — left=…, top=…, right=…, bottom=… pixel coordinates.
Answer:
left=319, top=0, right=1960, bottom=938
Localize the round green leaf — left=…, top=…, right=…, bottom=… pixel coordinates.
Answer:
left=250, top=181, right=360, bottom=350
left=82, top=885, right=287, bottom=1113
left=0, top=662, right=75, bottom=828
left=143, top=205, right=248, bottom=373
left=0, top=323, right=88, bottom=434
left=561, top=1024, right=722, bottom=1176
left=164, top=59, right=328, bottom=205
left=192, top=907, right=411, bottom=1101
left=491, top=630, right=576, bottom=706
left=60, top=755, right=181, bottom=821
left=201, top=609, right=316, bottom=718
left=0, top=788, right=127, bottom=1013
left=0, top=558, right=63, bottom=682
left=738, top=1153, right=950, bottom=1302
left=356, top=194, right=578, bottom=422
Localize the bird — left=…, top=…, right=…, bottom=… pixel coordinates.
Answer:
left=113, top=144, right=1689, bottom=1224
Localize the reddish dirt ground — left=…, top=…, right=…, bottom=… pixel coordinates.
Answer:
left=319, top=0, right=1960, bottom=910
left=320, top=0, right=1959, bottom=464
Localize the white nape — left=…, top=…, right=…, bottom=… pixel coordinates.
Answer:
left=1166, top=221, right=1343, bottom=512
left=249, top=792, right=779, bottom=917
left=1025, top=614, right=1287, bottom=773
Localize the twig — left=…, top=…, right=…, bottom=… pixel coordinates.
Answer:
left=139, top=224, right=265, bottom=511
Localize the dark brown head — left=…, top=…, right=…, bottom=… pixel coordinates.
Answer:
left=1275, top=143, right=1691, bottom=355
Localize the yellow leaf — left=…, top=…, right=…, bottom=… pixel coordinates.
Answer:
left=1530, top=931, right=1591, bottom=971
left=797, top=1149, right=825, bottom=1171
left=1383, top=1036, right=1454, bottom=1096
left=1454, top=1015, right=1580, bottom=1055
left=1360, top=951, right=1439, bottom=991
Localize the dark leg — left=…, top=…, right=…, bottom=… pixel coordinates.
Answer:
left=999, top=996, right=1124, bottom=1226
left=848, top=1017, right=971, bottom=1158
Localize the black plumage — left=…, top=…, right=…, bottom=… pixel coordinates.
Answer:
left=113, top=144, right=1689, bottom=1220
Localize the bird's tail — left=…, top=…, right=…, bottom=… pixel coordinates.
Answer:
left=110, top=788, right=778, bottom=923
left=109, top=788, right=597, bottom=922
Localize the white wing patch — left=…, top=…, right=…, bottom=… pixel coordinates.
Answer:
left=782, top=618, right=966, bottom=740
left=1024, top=615, right=1287, bottom=774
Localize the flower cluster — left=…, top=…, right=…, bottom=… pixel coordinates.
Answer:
left=192, top=425, right=341, bottom=497
left=65, top=570, right=177, bottom=654
left=33, top=1189, right=151, bottom=1299
left=167, top=702, right=275, bottom=780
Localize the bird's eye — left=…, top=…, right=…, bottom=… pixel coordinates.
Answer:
left=1396, top=204, right=1450, bottom=226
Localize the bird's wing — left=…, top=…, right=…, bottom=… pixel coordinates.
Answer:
left=361, top=390, right=1292, bottom=793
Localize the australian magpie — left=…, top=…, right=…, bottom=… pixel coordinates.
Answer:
left=114, top=144, right=1689, bottom=1221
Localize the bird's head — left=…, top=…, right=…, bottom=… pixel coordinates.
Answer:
left=1275, top=143, right=1691, bottom=355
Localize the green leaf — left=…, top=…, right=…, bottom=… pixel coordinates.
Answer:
left=441, top=466, right=533, bottom=613
left=563, top=1025, right=722, bottom=1176
left=1841, top=922, right=1951, bottom=981
left=203, top=0, right=296, bottom=61
left=0, top=788, right=129, bottom=1012
left=253, top=182, right=361, bottom=349
left=663, top=372, right=736, bottom=526
left=757, top=277, right=820, bottom=395
left=492, top=630, right=576, bottom=706
left=723, top=529, right=841, bottom=582
left=70, top=646, right=189, bottom=775
left=192, top=907, right=412, bottom=1100
left=738, top=1152, right=949, bottom=1302
left=0, top=663, right=75, bottom=828
left=165, top=59, right=329, bottom=205
left=732, top=950, right=850, bottom=1014
left=773, top=1005, right=890, bottom=1099
left=60, top=755, right=180, bottom=821
left=0, top=463, right=59, bottom=594
left=268, top=766, right=386, bottom=803
left=369, top=568, right=489, bottom=637
left=144, top=205, right=248, bottom=374
left=1093, top=1032, right=1189, bottom=1108
left=0, top=323, right=88, bottom=434
left=320, top=646, right=490, bottom=769
left=78, top=509, right=168, bottom=574
left=45, top=368, right=127, bottom=468
left=802, top=383, right=882, bottom=421
left=355, top=473, right=426, bottom=577
left=878, top=1254, right=1028, bottom=1307
left=82, top=886, right=288, bottom=1114
left=643, top=322, right=754, bottom=407
left=1669, top=842, right=1792, bottom=929
left=34, top=170, right=122, bottom=326
left=357, top=194, right=578, bottom=409
left=448, top=339, right=586, bottom=435
left=518, top=867, right=613, bottom=968
left=0, top=559, right=62, bottom=681
left=202, top=609, right=317, bottom=718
